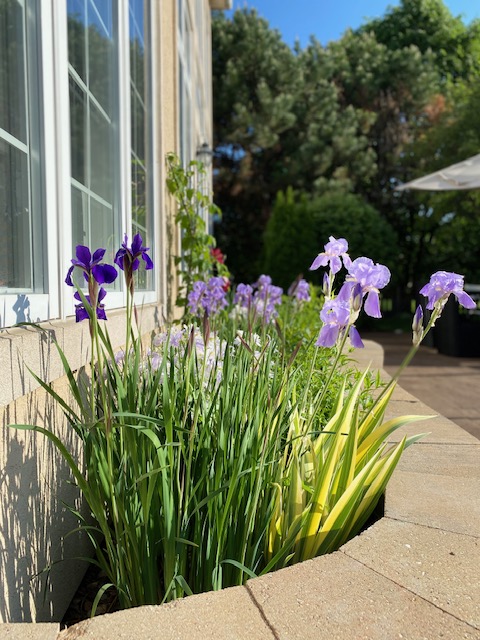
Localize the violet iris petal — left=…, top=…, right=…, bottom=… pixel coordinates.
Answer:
left=92, top=263, right=118, bottom=284
left=66, top=245, right=117, bottom=286
left=315, top=324, right=340, bottom=348
left=74, top=288, right=108, bottom=323
left=364, top=291, right=381, bottom=318
left=349, top=326, right=364, bottom=349
left=114, top=233, right=153, bottom=271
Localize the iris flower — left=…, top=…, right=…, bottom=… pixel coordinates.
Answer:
left=188, top=277, right=228, bottom=317
left=66, top=245, right=117, bottom=324
left=420, top=271, right=476, bottom=311
left=114, top=234, right=154, bottom=273
left=341, top=257, right=391, bottom=318
left=316, top=298, right=364, bottom=349
left=310, top=236, right=350, bottom=274
left=74, top=288, right=107, bottom=323
left=66, top=246, right=117, bottom=287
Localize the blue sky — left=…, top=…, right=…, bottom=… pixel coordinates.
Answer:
left=226, top=1, right=480, bottom=48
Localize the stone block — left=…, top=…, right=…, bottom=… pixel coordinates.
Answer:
left=342, top=518, right=480, bottom=629
left=386, top=470, right=480, bottom=536
left=58, top=586, right=273, bottom=640
left=247, top=552, right=479, bottom=639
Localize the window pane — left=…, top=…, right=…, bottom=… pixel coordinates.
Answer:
left=90, top=103, right=113, bottom=202
left=69, top=77, right=87, bottom=186
left=0, top=0, right=44, bottom=310
left=0, top=140, right=31, bottom=289
left=88, top=0, right=114, bottom=116
left=130, top=0, right=152, bottom=290
left=0, top=0, right=27, bottom=143
left=68, top=0, right=119, bottom=271
left=67, top=0, right=87, bottom=82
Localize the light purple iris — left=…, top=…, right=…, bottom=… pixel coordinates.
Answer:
left=234, top=283, right=254, bottom=308
left=74, top=287, right=107, bottom=323
left=341, top=257, right=391, bottom=318
left=188, top=277, right=228, bottom=317
left=316, top=298, right=364, bottom=349
left=420, top=271, right=476, bottom=311
left=288, top=278, right=311, bottom=302
left=114, top=233, right=154, bottom=273
left=310, top=236, right=350, bottom=274
left=253, top=276, right=283, bottom=323
left=65, top=245, right=117, bottom=287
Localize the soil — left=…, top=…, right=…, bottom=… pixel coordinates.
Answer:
left=61, top=563, right=120, bottom=629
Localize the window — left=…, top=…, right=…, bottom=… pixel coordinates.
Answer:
left=0, top=0, right=45, bottom=325
left=0, top=0, right=156, bottom=329
left=67, top=0, right=119, bottom=260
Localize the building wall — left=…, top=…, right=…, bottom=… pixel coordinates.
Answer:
left=0, top=0, right=218, bottom=623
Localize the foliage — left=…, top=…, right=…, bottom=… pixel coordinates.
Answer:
left=360, top=0, right=480, bottom=82
left=263, top=188, right=317, bottom=289
left=212, top=2, right=480, bottom=304
left=10, top=229, right=453, bottom=613
left=263, top=189, right=397, bottom=289
left=212, top=9, right=376, bottom=282
left=166, top=153, right=230, bottom=311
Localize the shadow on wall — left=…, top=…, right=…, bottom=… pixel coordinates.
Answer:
left=0, top=372, right=91, bottom=622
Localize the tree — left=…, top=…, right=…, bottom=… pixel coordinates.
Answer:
left=212, top=10, right=376, bottom=282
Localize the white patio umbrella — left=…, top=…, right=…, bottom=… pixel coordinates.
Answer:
left=396, top=153, right=480, bottom=191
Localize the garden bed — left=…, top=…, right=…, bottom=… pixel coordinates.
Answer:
left=57, top=356, right=480, bottom=639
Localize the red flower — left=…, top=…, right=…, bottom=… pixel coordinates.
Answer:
left=210, top=247, right=225, bottom=264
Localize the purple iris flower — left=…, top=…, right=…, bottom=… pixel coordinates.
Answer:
left=253, top=277, right=283, bottom=323
left=114, top=233, right=154, bottom=273
left=188, top=277, right=228, bottom=317
left=420, top=271, right=476, bottom=311
left=288, top=278, right=311, bottom=302
left=234, top=283, right=253, bottom=308
left=341, top=257, right=391, bottom=318
left=316, top=298, right=350, bottom=347
left=65, top=246, right=117, bottom=287
left=74, top=287, right=107, bottom=323
left=316, top=297, right=364, bottom=349
left=310, top=236, right=350, bottom=274
left=254, top=274, right=273, bottom=290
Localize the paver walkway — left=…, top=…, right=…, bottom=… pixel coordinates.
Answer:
left=367, top=332, right=480, bottom=440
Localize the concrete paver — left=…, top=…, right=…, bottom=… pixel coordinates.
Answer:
left=58, top=585, right=274, bottom=640
left=386, top=470, right=480, bottom=536
left=246, top=552, right=480, bottom=639
left=396, top=442, right=480, bottom=477
left=342, top=518, right=480, bottom=629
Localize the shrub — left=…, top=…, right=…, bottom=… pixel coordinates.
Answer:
left=263, top=189, right=397, bottom=289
